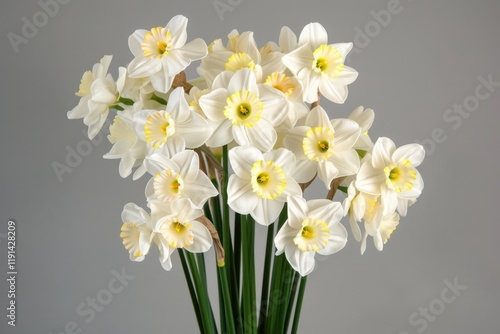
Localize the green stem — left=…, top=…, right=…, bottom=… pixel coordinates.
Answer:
left=178, top=250, right=204, bottom=333
left=118, top=96, right=134, bottom=105
left=242, top=215, right=257, bottom=334
left=218, top=265, right=236, bottom=334
left=284, top=271, right=300, bottom=334
left=291, top=276, right=308, bottom=334
left=184, top=250, right=216, bottom=334
left=150, top=92, right=168, bottom=105
left=258, top=223, right=275, bottom=332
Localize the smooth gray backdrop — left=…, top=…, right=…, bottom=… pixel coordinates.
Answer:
left=1, top=0, right=499, bottom=333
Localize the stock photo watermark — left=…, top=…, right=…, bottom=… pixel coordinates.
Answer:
left=7, top=0, right=72, bottom=54
left=5, top=220, right=17, bottom=327
left=399, top=277, right=467, bottom=334
left=415, top=74, right=499, bottom=156
left=52, top=119, right=111, bottom=183
left=213, top=0, right=243, bottom=21
left=48, top=267, right=135, bottom=334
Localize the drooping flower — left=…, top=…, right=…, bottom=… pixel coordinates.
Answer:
left=150, top=199, right=213, bottom=271
left=356, top=137, right=425, bottom=216
left=128, top=15, right=208, bottom=93
left=284, top=106, right=361, bottom=188
left=282, top=22, right=358, bottom=104
left=133, top=87, right=212, bottom=154
left=227, top=146, right=302, bottom=225
left=199, top=69, right=287, bottom=152
left=104, top=109, right=149, bottom=178
left=120, top=203, right=154, bottom=261
left=144, top=150, right=218, bottom=208
left=275, top=195, right=347, bottom=276
left=68, top=55, right=119, bottom=139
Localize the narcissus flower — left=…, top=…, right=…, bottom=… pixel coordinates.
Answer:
left=282, top=22, right=358, bottom=104
left=275, top=195, right=347, bottom=276
left=356, top=137, right=425, bottom=216
left=120, top=203, right=154, bottom=261
left=150, top=199, right=213, bottom=271
left=227, top=146, right=301, bottom=225
left=68, top=55, right=119, bottom=139
left=348, top=106, right=375, bottom=151
left=284, top=106, right=361, bottom=188
left=133, top=87, right=212, bottom=153
left=128, top=15, right=208, bottom=93
left=199, top=69, right=287, bottom=152
left=144, top=150, right=218, bottom=208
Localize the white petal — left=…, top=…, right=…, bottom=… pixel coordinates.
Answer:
left=331, top=119, right=361, bottom=151
left=392, top=144, right=425, bottom=167
left=330, top=150, right=360, bottom=178
left=286, top=195, right=308, bottom=228
left=185, top=221, right=213, bottom=253
left=119, top=152, right=135, bottom=178
left=206, top=119, right=234, bottom=147
left=263, top=148, right=296, bottom=175
left=298, top=68, right=321, bottom=104
left=128, top=30, right=148, bottom=58
left=128, top=57, right=162, bottom=78
left=176, top=38, right=208, bottom=62
left=274, top=223, right=297, bottom=255
left=149, top=67, right=174, bottom=93
left=251, top=198, right=285, bottom=226
left=172, top=150, right=199, bottom=181
left=176, top=113, right=212, bottom=148
left=229, top=146, right=262, bottom=179
left=372, top=137, right=396, bottom=169
left=234, top=121, right=277, bottom=152
left=227, top=175, right=258, bottom=215
left=298, top=22, right=328, bottom=50
left=279, top=26, right=298, bottom=52
left=282, top=43, right=313, bottom=76
left=199, top=88, right=229, bottom=122
left=122, top=203, right=151, bottom=226
left=381, top=186, right=398, bottom=216
left=306, top=106, right=332, bottom=129
left=317, top=223, right=348, bottom=255
left=317, top=160, right=340, bottom=189
left=330, top=43, right=353, bottom=59
left=292, top=158, right=317, bottom=184
left=184, top=172, right=219, bottom=208
left=319, top=79, right=348, bottom=104
left=308, top=200, right=343, bottom=225
left=228, top=68, right=258, bottom=94
left=356, top=161, right=385, bottom=195
left=283, top=126, right=308, bottom=159
left=166, top=15, right=188, bottom=48
left=285, top=244, right=315, bottom=276
left=335, top=66, right=358, bottom=86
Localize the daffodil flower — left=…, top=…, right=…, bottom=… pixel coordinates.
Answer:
left=144, top=150, right=218, bottom=208
left=227, top=146, right=301, bottom=225
left=128, top=15, right=208, bottom=93
left=120, top=203, right=154, bottom=262
left=274, top=195, right=347, bottom=276
left=282, top=22, right=358, bottom=104
left=284, top=106, right=361, bottom=188
left=356, top=137, right=425, bottom=216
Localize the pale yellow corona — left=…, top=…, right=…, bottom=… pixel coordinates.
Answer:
left=250, top=160, right=287, bottom=200
left=225, top=52, right=256, bottom=72
left=303, top=127, right=335, bottom=161
left=76, top=71, right=94, bottom=97
left=141, top=27, right=173, bottom=59
left=384, top=159, right=417, bottom=193
left=153, top=170, right=184, bottom=201
left=159, top=220, right=194, bottom=249
left=293, top=218, right=330, bottom=252
left=120, top=222, right=142, bottom=257
left=265, top=72, right=295, bottom=96
left=144, top=111, right=176, bottom=149
left=224, top=90, right=263, bottom=127
left=311, top=45, right=344, bottom=78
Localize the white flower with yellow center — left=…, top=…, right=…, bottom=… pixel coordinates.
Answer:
left=348, top=106, right=375, bottom=151
left=150, top=199, right=213, bottom=271
left=128, top=15, right=208, bottom=93
left=144, top=150, right=218, bottom=208
left=264, top=72, right=309, bottom=131
left=274, top=195, right=347, bottom=276
left=201, top=30, right=263, bottom=86
left=356, top=137, right=425, bottom=217
left=120, top=203, right=154, bottom=262
left=104, top=109, right=149, bottom=178
left=68, top=55, right=119, bottom=139
left=199, top=69, right=287, bottom=152
left=227, top=146, right=302, bottom=226
left=284, top=106, right=361, bottom=188
left=134, top=87, right=212, bottom=154
left=282, top=22, right=358, bottom=104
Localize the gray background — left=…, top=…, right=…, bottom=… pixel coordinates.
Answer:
left=1, top=0, right=499, bottom=333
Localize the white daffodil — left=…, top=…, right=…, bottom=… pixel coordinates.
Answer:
left=116, top=66, right=154, bottom=101
left=150, top=199, right=213, bottom=271
left=120, top=203, right=154, bottom=262
left=227, top=146, right=302, bottom=226
left=144, top=150, right=218, bottom=208
left=201, top=30, right=263, bottom=86
left=199, top=69, right=288, bottom=152
left=275, top=195, right=347, bottom=276
left=282, top=22, right=358, bottom=104
left=128, top=15, right=208, bottom=93
left=68, top=55, right=119, bottom=139
left=284, top=106, right=361, bottom=188
left=104, top=109, right=149, bottom=178
left=263, top=71, right=309, bottom=131
left=133, top=87, right=212, bottom=154
left=348, top=106, right=375, bottom=151
left=259, top=26, right=299, bottom=79
left=356, top=137, right=425, bottom=216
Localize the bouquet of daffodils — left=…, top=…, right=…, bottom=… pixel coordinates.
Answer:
left=67, top=15, right=425, bottom=334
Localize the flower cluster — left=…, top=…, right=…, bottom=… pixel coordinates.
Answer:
left=68, top=15, right=425, bottom=277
